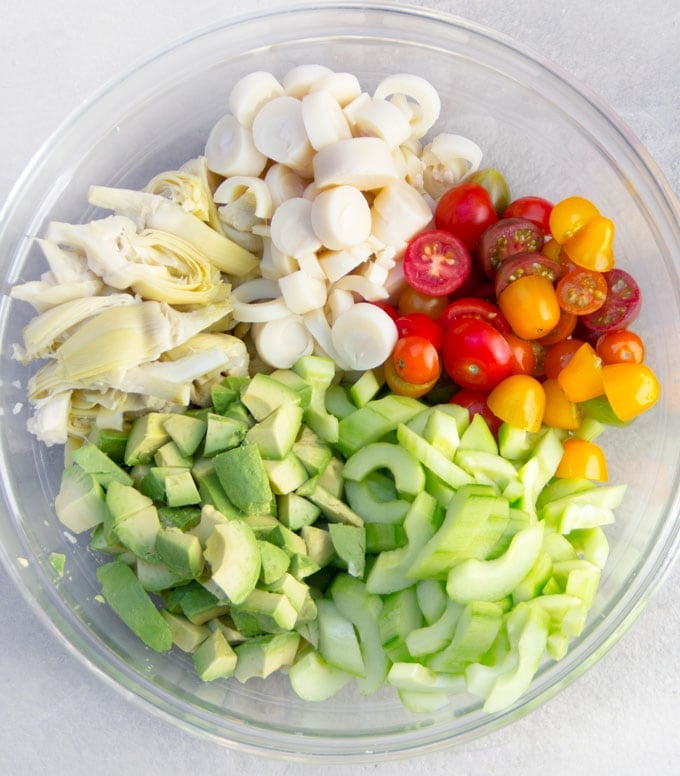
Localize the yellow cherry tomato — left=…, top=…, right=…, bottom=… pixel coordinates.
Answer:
left=557, top=342, right=605, bottom=402
left=549, top=196, right=600, bottom=244
left=563, top=215, right=615, bottom=272
left=542, top=378, right=582, bottom=430
left=487, top=374, right=546, bottom=432
left=601, top=362, right=661, bottom=420
left=555, top=438, right=608, bottom=481
left=497, top=274, right=561, bottom=340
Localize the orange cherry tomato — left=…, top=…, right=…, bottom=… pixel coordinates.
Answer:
left=497, top=274, right=561, bottom=340
left=555, top=438, right=608, bottom=481
left=596, top=329, right=645, bottom=365
left=503, top=332, right=537, bottom=375
left=487, top=374, right=546, bottom=433
left=557, top=342, right=605, bottom=402
left=392, top=336, right=441, bottom=385
left=398, top=285, right=450, bottom=319
left=384, top=354, right=439, bottom=398
left=563, top=216, right=616, bottom=272
left=556, top=268, right=608, bottom=315
left=544, top=338, right=585, bottom=379
left=549, top=196, right=600, bottom=244
left=601, top=362, right=661, bottom=420
left=537, top=309, right=578, bottom=346
left=542, top=378, right=582, bottom=430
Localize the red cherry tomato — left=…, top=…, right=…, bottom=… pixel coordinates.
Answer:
left=370, top=301, right=400, bottom=321
left=449, top=388, right=502, bottom=436
left=442, top=317, right=515, bottom=391
left=556, top=267, right=608, bottom=315
left=596, top=329, right=645, bottom=364
left=392, top=335, right=441, bottom=385
left=580, top=268, right=642, bottom=334
left=477, top=217, right=544, bottom=277
left=434, top=182, right=499, bottom=250
left=403, top=229, right=472, bottom=297
left=395, top=313, right=444, bottom=350
left=537, top=309, right=578, bottom=346
left=543, top=338, right=586, bottom=379
left=398, top=285, right=450, bottom=319
left=438, top=297, right=511, bottom=334
left=502, top=196, right=554, bottom=235
left=503, top=332, right=537, bottom=375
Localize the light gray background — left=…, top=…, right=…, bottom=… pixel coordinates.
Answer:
left=1, top=1, right=679, bottom=774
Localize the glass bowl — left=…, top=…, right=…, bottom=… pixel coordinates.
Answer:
left=1, top=2, right=679, bottom=762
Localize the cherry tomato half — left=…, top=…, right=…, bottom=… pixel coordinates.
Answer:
left=449, top=388, right=502, bottom=436
left=477, top=217, right=544, bottom=277
left=398, top=285, right=450, bottom=319
left=595, top=329, right=645, bottom=365
left=434, top=182, right=498, bottom=250
left=493, top=252, right=563, bottom=297
left=563, top=215, right=615, bottom=272
left=384, top=356, right=439, bottom=399
left=601, top=362, right=661, bottom=421
left=392, top=336, right=441, bottom=385
left=403, top=229, right=472, bottom=297
left=395, top=312, right=444, bottom=350
left=497, top=274, right=561, bottom=340
left=555, top=438, right=608, bottom=481
left=580, top=268, right=642, bottom=334
left=438, top=297, right=511, bottom=334
left=442, top=317, right=515, bottom=391
left=549, top=196, right=600, bottom=243
left=487, top=374, right=546, bottom=433
left=502, top=196, right=554, bottom=235
left=544, top=338, right=586, bottom=379
left=556, top=267, right=608, bottom=315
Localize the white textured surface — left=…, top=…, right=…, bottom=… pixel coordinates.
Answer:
left=1, top=1, right=679, bottom=773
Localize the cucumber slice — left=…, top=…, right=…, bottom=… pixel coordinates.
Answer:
left=289, top=648, right=353, bottom=701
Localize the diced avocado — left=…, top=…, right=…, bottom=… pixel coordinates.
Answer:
left=343, top=441, right=425, bottom=498
left=277, top=492, right=321, bottom=531
left=263, top=572, right=310, bottom=614
left=195, top=472, right=242, bottom=519
left=154, top=440, right=194, bottom=469
left=157, top=505, right=201, bottom=531
left=316, top=598, right=365, bottom=677
left=213, top=444, right=274, bottom=515
left=365, top=523, right=407, bottom=553
left=446, top=523, right=544, bottom=603
left=160, top=610, right=211, bottom=653
left=245, top=403, right=304, bottom=460
left=348, top=368, right=384, bottom=407
left=240, top=372, right=301, bottom=421
left=124, top=412, right=173, bottom=466
left=267, top=522, right=307, bottom=556
left=262, top=453, right=309, bottom=495
left=297, top=481, right=363, bottom=528
left=301, top=525, right=336, bottom=568
left=316, top=455, right=344, bottom=498
left=207, top=615, right=247, bottom=645
left=203, top=413, right=248, bottom=457
left=113, top=505, right=161, bottom=561
left=288, top=553, right=321, bottom=580
left=71, top=443, right=133, bottom=487
left=244, top=513, right=280, bottom=538
left=292, top=428, right=333, bottom=476
left=49, top=552, right=66, bottom=578
left=344, top=471, right=411, bottom=526
left=165, top=470, right=201, bottom=507
left=163, top=413, right=207, bottom=457
left=258, top=540, right=291, bottom=584
left=233, top=588, right=298, bottom=632
left=96, top=560, right=172, bottom=652
left=89, top=427, right=129, bottom=464
left=55, top=464, right=109, bottom=534
left=135, top=558, right=193, bottom=592
left=267, top=368, right=313, bottom=409
left=139, top=466, right=184, bottom=502
left=89, top=523, right=128, bottom=556
left=210, top=382, right=239, bottom=415
left=179, top=585, right=230, bottom=624
left=159, top=581, right=200, bottom=613
left=155, top=526, right=204, bottom=579
left=288, top=648, right=353, bottom=701
left=292, top=355, right=339, bottom=443
left=191, top=456, right=214, bottom=480
left=329, top=524, right=366, bottom=578
left=193, top=628, right=238, bottom=680
left=106, top=479, right=154, bottom=520
left=204, top=520, right=261, bottom=605
left=233, top=632, right=301, bottom=682
left=229, top=609, right=266, bottom=638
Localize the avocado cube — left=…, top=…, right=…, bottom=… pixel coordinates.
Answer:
left=89, top=427, right=129, bottom=463
left=160, top=610, right=211, bottom=653
left=258, top=540, right=291, bottom=584
left=165, top=470, right=201, bottom=507
left=154, top=441, right=194, bottom=469
left=240, top=372, right=302, bottom=421
left=277, top=492, right=321, bottom=531
left=156, top=526, right=204, bottom=579
left=162, top=413, right=207, bottom=457
left=210, top=383, right=239, bottom=415
left=157, top=505, right=202, bottom=531
left=203, top=413, right=249, bottom=457
left=262, top=453, right=308, bottom=495
left=213, top=444, right=274, bottom=515
left=55, top=464, right=109, bottom=534
left=193, top=628, right=237, bottom=680
left=204, top=520, right=261, bottom=605
left=135, top=558, right=193, bottom=592
left=124, top=412, right=173, bottom=466
left=233, top=632, right=301, bottom=682
left=179, top=586, right=230, bottom=624
left=329, top=524, right=366, bottom=578
left=71, top=443, right=133, bottom=487
left=245, top=403, right=304, bottom=460
left=301, top=525, right=336, bottom=568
